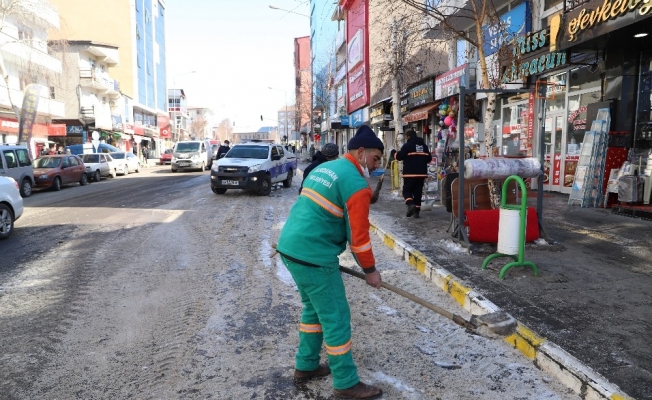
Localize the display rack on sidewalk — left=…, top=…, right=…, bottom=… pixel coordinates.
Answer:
left=568, top=108, right=610, bottom=207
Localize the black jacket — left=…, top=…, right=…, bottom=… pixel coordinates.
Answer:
left=299, top=151, right=328, bottom=193
left=217, top=145, right=230, bottom=158
left=394, top=136, right=430, bottom=177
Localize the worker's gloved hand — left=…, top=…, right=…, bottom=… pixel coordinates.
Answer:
left=364, top=270, right=382, bottom=289
left=390, top=149, right=397, bottom=160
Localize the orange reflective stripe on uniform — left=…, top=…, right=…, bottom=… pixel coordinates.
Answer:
left=407, top=152, right=430, bottom=156
left=403, top=174, right=428, bottom=178
left=301, top=188, right=344, bottom=218
left=326, top=340, right=352, bottom=356
left=350, top=241, right=371, bottom=253
left=299, top=323, right=323, bottom=333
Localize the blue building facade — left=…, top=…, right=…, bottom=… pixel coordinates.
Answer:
left=135, top=0, right=166, bottom=112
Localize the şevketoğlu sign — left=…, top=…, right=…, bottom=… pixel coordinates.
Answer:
left=501, top=28, right=567, bottom=84
left=562, top=0, right=652, bottom=48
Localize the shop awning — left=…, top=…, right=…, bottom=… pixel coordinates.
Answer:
left=403, top=103, right=438, bottom=123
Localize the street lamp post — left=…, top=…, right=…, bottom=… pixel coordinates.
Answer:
left=268, top=5, right=310, bottom=17
left=268, top=87, right=288, bottom=145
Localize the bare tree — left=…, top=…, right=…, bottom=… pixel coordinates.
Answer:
left=395, top=0, right=517, bottom=207
left=370, top=1, right=449, bottom=151
left=214, top=118, right=233, bottom=143
left=189, top=114, right=208, bottom=140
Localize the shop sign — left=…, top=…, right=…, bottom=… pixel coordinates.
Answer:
left=345, top=0, right=370, bottom=114
left=482, top=2, right=531, bottom=57
left=501, top=29, right=567, bottom=84
left=111, top=115, right=123, bottom=132
left=347, top=29, right=363, bottom=71
left=340, top=115, right=350, bottom=126
left=435, top=64, right=468, bottom=100
left=67, top=125, right=85, bottom=134
left=568, top=105, right=588, bottom=131
left=124, top=123, right=135, bottom=134
left=370, top=104, right=384, bottom=120
left=527, top=93, right=535, bottom=157
left=409, top=80, right=434, bottom=108
left=350, top=109, right=364, bottom=128
left=400, top=94, right=409, bottom=114
left=0, top=117, right=19, bottom=132
left=334, top=63, right=347, bottom=84
left=562, top=0, right=652, bottom=49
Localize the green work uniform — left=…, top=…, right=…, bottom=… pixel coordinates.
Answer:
left=277, top=154, right=377, bottom=390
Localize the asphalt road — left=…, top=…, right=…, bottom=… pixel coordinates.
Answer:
left=0, top=165, right=579, bottom=399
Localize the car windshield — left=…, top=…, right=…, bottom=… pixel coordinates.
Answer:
left=111, top=153, right=125, bottom=159
left=225, top=146, right=269, bottom=159
left=164, top=149, right=173, bottom=154
left=176, top=142, right=200, bottom=152
left=81, top=154, right=100, bottom=163
left=33, top=157, right=60, bottom=168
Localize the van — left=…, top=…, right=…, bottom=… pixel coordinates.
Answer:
left=0, top=144, right=35, bottom=197
left=66, top=143, right=120, bottom=155
left=171, top=140, right=211, bottom=172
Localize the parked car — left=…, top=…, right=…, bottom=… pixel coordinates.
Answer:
left=110, top=152, right=141, bottom=175
left=159, top=149, right=173, bottom=165
left=80, top=153, right=117, bottom=181
left=0, top=176, right=23, bottom=239
left=66, top=143, right=120, bottom=155
left=0, top=144, right=35, bottom=197
left=33, top=154, right=88, bottom=191
left=171, top=140, right=211, bottom=172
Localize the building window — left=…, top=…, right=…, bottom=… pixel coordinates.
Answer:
left=136, top=25, right=141, bottom=40
left=50, top=86, right=55, bottom=99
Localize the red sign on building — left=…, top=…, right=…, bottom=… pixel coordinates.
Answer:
left=342, top=0, right=369, bottom=114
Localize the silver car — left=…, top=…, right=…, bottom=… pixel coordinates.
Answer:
left=0, top=176, right=24, bottom=239
left=109, top=152, right=141, bottom=175
left=81, top=153, right=117, bottom=181
left=0, top=144, right=34, bottom=197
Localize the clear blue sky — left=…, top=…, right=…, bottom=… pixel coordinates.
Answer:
left=165, top=0, right=310, bottom=132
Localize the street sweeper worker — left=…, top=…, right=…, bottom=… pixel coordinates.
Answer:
left=392, top=129, right=431, bottom=219
left=275, top=124, right=384, bottom=399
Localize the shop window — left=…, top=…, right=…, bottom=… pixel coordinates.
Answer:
left=569, top=66, right=601, bottom=92
left=635, top=50, right=652, bottom=149
left=501, top=101, right=529, bottom=156
left=567, top=91, right=600, bottom=155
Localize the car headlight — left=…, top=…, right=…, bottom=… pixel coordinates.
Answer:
left=211, top=163, right=219, bottom=171
left=39, top=174, right=48, bottom=179
left=191, top=155, right=200, bottom=161
left=248, top=164, right=262, bottom=173
left=172, top=157, right=177, bottom=162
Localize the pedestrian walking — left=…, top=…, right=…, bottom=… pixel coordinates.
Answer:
left=275, top=125, right=384, bottom=399
left=392, top=129, right=430, bottom=219
left=216, top=140, right=230, bottom=159
left=299, top=142, right=339, bottom=194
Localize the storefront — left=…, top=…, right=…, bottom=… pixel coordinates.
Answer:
left=369, top=98, right=393, bottom=150
left=403, top=79, right=438, bottom=148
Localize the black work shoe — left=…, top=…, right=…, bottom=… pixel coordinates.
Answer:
left=413, top=210, right=420, bottom=218
left=294, top=363, right=331, bottom=384
left=406, top=205, right=416, bottom=217
left=334, top=381, right=383, bottom=399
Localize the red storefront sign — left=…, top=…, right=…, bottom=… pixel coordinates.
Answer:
left=0, top=117, right=56, bottom=136
left=158, top=115, right=171, bottom=139
left=527, top=93, right=535, bottom=156
left=48, top=124, right=66, bottom=136
left=342, top=0, right=369, bottom=114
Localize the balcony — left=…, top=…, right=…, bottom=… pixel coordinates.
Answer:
left=80, top=68, right=120, bottom=97
left=0, top=36, right=61, bottom=73
left=18, top=0, right=60, bottom=29
left=0, top=85, right=64, bottom=117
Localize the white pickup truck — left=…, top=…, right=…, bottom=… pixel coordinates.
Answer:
left=209, top=141, right=298, bottom=196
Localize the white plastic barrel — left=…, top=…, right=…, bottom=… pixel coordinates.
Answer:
left=497, top=208, right=522, bottom=255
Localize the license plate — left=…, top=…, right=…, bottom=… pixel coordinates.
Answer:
left=222, top=180, right=239, bottom=185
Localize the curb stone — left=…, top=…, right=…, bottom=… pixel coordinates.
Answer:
left=368, top=219, right=633, bottom=400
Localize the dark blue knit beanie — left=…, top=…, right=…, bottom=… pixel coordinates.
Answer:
left=348, top=125, right=384, bottom=153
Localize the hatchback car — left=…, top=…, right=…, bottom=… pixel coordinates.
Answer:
left=81, top=153, right=117, bottom=181
left=0, top=144, right=35, bottom=197
left=0, top=176, right=23, bottom=239
left=110, top=152, right=141, bottom=175
left=159, top=149, right=173, bottom=165
left=33, top=154, right=88, bottom=190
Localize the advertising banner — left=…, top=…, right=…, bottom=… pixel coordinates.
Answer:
left=345, top=0, right=369, bottom=114
left=435, top=64, right=467, bottom=100
left=17, top=84, right=42, bottom=150
left=482, top=3, right=531, bottom=57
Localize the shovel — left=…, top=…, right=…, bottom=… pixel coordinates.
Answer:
left=339, top=266, right=517, bottom=338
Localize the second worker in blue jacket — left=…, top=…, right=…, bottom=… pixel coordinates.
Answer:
left=392, top=130, right=431, bottom=218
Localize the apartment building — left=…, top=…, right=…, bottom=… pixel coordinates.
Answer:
left=50, top=0, right=168, bottom=157
left=0, top=0, right=64, bottom=156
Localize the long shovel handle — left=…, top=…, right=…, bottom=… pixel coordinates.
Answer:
left=339, top=266, right=476, bottom=331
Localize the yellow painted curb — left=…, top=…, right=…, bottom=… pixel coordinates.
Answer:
left=448, top=279, right=471, bottom=307
left=505, top=324, right=546, bottom=359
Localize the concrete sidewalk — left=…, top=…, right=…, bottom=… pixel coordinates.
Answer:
left=367, top=179, right=651, bottom=399
left=298, top=160, right=650, bottom=399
